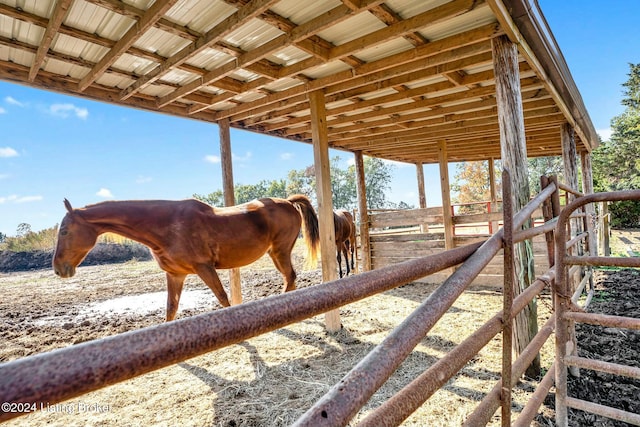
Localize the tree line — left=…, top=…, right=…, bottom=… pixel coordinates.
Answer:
left=193, top=155, right=413, bottom=211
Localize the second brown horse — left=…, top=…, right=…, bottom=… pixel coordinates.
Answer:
left=334, top=209, right=356, bottom=278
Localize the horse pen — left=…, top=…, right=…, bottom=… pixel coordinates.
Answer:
left=1, top=0, right=639, bottom=425
left=1, top=178, right=639, bottom=426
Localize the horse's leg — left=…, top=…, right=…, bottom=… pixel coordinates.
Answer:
left=349, top=238, right=355, bottom=271
left=268, top=248, right=297, bottom=293
left=194, top=264, right=231, bottom=308
left=336, top=247, right=344, bottom=278
left=342, top=242, right=350, bottom=276
left=166, top=272, right=187, bottom=321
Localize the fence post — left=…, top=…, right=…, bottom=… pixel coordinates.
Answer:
left=501, top=169, right=514, bottom=427
left=540, top=176, right=555, bottom=269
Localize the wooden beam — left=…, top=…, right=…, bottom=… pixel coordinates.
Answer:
left=123, top=0, right=279, bottom=101
left=438, top=141, right=454, bottom=250
left=212, top=23, right=502, bottom=121
left=29, top=0, right=73, bottom=81
left=416, top=162, right=427, bottom=209
left=355, top=151, right=371, bottom=271
left=580, top=151, right=597, bottom=255
left=156, top=0, right=387, bottom=108
left=492, top=34, right=540, bottom=378
left=219, top=118, right=242, bottom=305
left=309, top=90, right=341, bottom=332
left=78, top=0, right=180, bottom=91
left=329, top=0, right=486, bottom=60
left=488, top=157, right=499, bottom=233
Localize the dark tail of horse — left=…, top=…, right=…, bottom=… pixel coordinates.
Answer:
left=288, top=194, right=320, bottom=269
left=344, top=210, right=356, bottom=270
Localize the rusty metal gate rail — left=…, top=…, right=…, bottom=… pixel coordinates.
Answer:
left=0, top=241, right=480, bottom=423
left=554, top=189, right=640, bottom=427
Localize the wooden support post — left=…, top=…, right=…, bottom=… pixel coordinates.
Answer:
left=309, top=90, right=341, bottom=332
left=562, top=124, right=582, bottom=242
left=581, top=151, right=597, bottom=256
left=416, top=162, right=429, bottom=233
left=561, top=123, right=581, bottom=377
left=438, top=141, right=454, bottom=250
left=492, top=34, right=540, bottom=378
left=540, top=175, right=555, bottom=269
left=416, top=162, right=427, bottom=209
left=488, top=157, right=499, bottom=234
left=355, top=151, right=371, bottom=272
left=219, top=119, right=242, bottom=305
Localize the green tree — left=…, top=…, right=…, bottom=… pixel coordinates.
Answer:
left=1, top=225, right=58, bottom=252
left=527, top=156, right=564, bottom=193
left=194, top=179, right=288, bottom=206
left=357, top=157, right=394, bottom=209
left=193, top=155, right=396, bottom=210
left=453, top=157, right=566, bottom=213
left=592, top=63, right=640, bottom=227
left=16, top=223, right=32, bottom=237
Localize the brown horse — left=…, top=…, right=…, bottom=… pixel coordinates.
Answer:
left=334, top=209, right=356, bottom=278
left=53, top=195, right=320, bottom=321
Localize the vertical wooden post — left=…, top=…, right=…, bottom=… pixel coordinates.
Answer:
left=492, top=34, right=540, bottom=378
left=540, top=175, right=555, bottom=268
left=219, top=118, right=242, bottom=305
left=562, top=124, right=582, bottom=244
left=309, top=90, right=341, bottom=332
left=416, top=162, right=429, bottom=233
left=581, top=151, right=597, bottom=256
left=416, top=162, right=427, bottom=209
left=488, top=157, right=499, bottom=234
left=438, top=141, right=454, bottom=250
left=600, top=202, right=610, bottom=256
left=355, top=151, right=371, bottom=272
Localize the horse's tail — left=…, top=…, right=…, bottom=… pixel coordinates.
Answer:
left=288, top=194, right=320, bottom=269
left=345, top=210, right=356, bottom=251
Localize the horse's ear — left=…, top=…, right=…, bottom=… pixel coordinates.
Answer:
left=63, top=198, right=73, bottom=213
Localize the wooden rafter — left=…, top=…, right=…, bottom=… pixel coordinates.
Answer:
left=77, top=0, right=180, bottom=91
left=28, top=0, right=73, bottom=81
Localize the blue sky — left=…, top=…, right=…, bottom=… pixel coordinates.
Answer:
left=1, top=1, right=638, bottom=236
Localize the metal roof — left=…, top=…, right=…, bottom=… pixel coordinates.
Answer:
left=0, top=0, right=598, bottom=164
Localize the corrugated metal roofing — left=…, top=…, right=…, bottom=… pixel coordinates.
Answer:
left=0, top=0, right=598, bottom=164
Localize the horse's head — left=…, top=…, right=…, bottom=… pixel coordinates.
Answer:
left=53, top=199, right=99, bottom=278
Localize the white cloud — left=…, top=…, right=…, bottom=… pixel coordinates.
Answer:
left=205, top=151, right=252, bottom=164
left=0, top=147, right=18, bottom=158
left=0, top=107, right=6, bottom=114
left=0, top=194, right=42, bottom=204
left=15, top=195, right=42, bottom=203
left=49, top=103, right=89, bottom=120
left=597, top=128, right=612, bottom=141
left=204, top=155, right=221, bottom=164
left=280, top=152, right=293, bottom=160
left=136, top=175, right=152, bottom=184
left=0, top=174, right=9, bottom=180
left=96, top=188, right=114, bottom=198
left=5, top=96, right=24, bottom=107
left=232, top=151, right=252, bottom=162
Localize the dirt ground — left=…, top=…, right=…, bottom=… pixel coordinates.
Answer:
left=0, top=233, right=638, bottom=426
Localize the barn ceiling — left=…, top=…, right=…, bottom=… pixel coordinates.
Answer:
left=0, top=0, right=598, bottom=164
